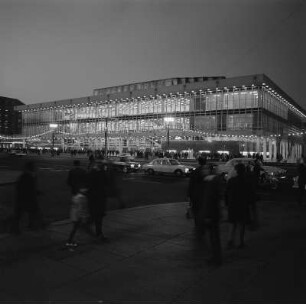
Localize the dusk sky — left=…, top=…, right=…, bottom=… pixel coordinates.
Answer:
left=1, top=0, right=305, bottom=107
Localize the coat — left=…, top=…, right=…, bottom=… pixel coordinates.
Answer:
left=87, top=167, right=108, bottom=216
left=67, top=167, right=87, bottom=195
left=297, top=163, right=306, bottom=187
left=188, top=165, right=210, bottom=214
left=70, top=192, right=89, bottom=222
left=226, top=174, right=254, bottom=224
left=199, top=175, right=222, bottom=222
left=16, top=172, right=38, bottom=212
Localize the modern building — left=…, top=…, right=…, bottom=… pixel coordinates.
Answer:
left=0, top=96, right=24, bottom=148
left=15, top=74, right=306, bottom=162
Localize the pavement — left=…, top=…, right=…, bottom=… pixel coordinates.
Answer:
left=0, top=199, right=306, bottom=303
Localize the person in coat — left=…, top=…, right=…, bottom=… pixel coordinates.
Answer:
left=187, top=156, right=210, bottom=239
left=226, top=163, right=254, bottom=249
left=200, top=172, right=223, bottom=266
left=297, top=158, right=306, bottom=206
left=67, top=160, right=87, bottom=195
left=66, top=187, right=90, bottom=247
left=87, top=161, right=110, bottom=241
left=13, top=161, right=42, bottom=233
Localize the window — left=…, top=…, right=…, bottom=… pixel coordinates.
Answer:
left=165, top=79, right=172, bottom=86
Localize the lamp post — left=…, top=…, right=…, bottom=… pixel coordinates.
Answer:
left=164, top=117, right=174, bottom=151
left=49, top=123, right=58, bottom=152
left=104, top=118, right=108, bottom=158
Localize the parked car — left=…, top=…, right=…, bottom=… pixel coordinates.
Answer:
left=110, top=155, right=141, bottom=173
left=8, top=150, right=27, bottom=157
left=216, top=157, right=287, bottom=189
left=142, top=158, right=195, bottom=177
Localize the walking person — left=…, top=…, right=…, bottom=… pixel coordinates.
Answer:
left=225, top=163, right=254, bottom=249
left=13, top=161, right=43, bottom=234
left=67, top=160, right=87, bottom=195
left=87, top=161, right=109, bottom=241
left=188, top=156, right=210, bottom=239
left=297, top=157, right=306, bottom=206
left=200, top=171, right=223, bottom=266
left=66, top=187, right=90, bottom=248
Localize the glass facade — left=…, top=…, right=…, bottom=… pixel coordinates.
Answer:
left=16, top=75, right=306, bottom=162
left=21, top=87, right=304, bottom=138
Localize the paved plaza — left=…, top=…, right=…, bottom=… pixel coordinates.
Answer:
left=0, top=199, right=305, bottom=303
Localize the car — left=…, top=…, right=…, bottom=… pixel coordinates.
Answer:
left=216, top=157, right=287, bottom=189
left=142, top=158, right=195, bottom=177
left=110, top=155, right=141, bottom=173
left=8, top=150, right=27, bottom=157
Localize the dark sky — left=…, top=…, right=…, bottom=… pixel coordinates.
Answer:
left=1, top=0, right=305, bottom=108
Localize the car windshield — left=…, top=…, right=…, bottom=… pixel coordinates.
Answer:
left=169, top=159, right=180, bottom=165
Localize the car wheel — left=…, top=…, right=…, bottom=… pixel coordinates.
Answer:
left=174, top=169, right=183, bottom=177
left=147, top=168, right=154, bottom=175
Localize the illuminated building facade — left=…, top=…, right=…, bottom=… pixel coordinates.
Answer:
left=15, top=74, right=306, bottom=162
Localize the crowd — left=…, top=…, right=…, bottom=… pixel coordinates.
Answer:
left=10, top=151, right=306, bottom=266
left=187, top=155, right=265, bottom=266
left=11, top=157, right=122, bottom=248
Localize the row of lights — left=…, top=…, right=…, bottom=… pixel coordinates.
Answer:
left=18, top=83, right=305, bottom=119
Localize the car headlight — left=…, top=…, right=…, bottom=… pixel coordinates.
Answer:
left=185, top=168, right=189, bottom=173
left=130, top=164, right=135, bottom=168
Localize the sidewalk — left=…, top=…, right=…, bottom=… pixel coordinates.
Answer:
left=0, top=200, right=306, bottom=303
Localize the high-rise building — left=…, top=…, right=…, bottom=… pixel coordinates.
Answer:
left=0, top=96, right=24, bottom=135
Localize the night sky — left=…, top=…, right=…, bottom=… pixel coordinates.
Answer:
left=0, top=0, right=305, bottom=107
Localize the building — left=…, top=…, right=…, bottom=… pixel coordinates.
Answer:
left=15, top=74, right=306, bottom=162
left=0, top=96, right=24, bottom=148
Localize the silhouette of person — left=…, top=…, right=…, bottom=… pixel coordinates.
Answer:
left=226, top=163, right=254, bottom=249
left=188, top=156, right=210, bottom=239
left=13, top=161, right=42, bottom=233
left=201, top=171, right=223, bottom=266
left=87, top=161, right=109, bottom=241
left=297, top=158, right=306, bottom=206
left=67, top=160, right=87, bottom=195
left=66, top=187, right=90, bottom=248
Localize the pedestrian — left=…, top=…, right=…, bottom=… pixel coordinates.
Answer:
left=66, top=187, right=90, bottom=248
left=87, top=161, right=109, bottom=241
left=225, top=163, right=254, bottom=249
left=200, top=171, right=223, bottom=266
left=67, top=160, right=87, bottom=195
left=297, top=157, right=306, bottom=206
left=13, top=161, right=43, bottom=234
left=187, top=156, right=210, bottom=239
left=88, top=153, right=95, bottom=171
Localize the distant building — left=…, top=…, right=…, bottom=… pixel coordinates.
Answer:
left=0, top=96, right=24, bottom=135
left=15, top=74, right=306, bottom=162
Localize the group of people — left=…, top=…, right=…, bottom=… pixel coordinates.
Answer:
left=12, top=158, right=119, bottom=249
left=188, top=156, right=259, bottom=266
left=66, top=159, right=120, bottom=247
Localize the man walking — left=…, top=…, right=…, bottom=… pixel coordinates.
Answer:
left=13, top=161, right=42, bottom=233
left=67, top=160, right=87, bottom=195
left=188, top=156, right=210, bottom=239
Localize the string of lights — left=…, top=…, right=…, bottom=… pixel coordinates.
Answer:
left=1, top=128, right=304, bottom=142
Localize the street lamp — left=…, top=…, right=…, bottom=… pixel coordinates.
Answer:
left=164, top=117, right=174, bottom=151
left=49, top=123, right=58, bottom=152
left=105, top=118, right=108, bottom=157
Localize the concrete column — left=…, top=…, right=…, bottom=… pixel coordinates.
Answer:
left=285, top=140, right=288, bottom=159
left=268, top=139, right=272, bottom=161
left=61, top=138, right=65, bottom=151
left=273, top=140, right=277, bottom=161
left=256, top=138, right=260, bottom=154
left=118, top=137, right=123, bottom=154
left=263, top=139, right=267, bottom=160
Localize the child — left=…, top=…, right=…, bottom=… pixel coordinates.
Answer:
left=66, top=188, right=90, bottom=248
